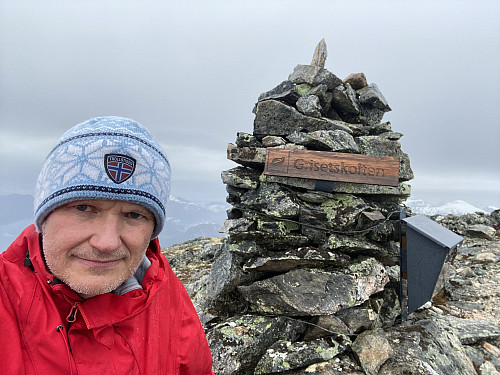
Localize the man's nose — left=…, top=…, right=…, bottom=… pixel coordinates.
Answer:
left=88, top=215, right=122, bottom=252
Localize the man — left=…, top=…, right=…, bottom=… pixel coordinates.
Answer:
left=0, top=116, right=214, bottom=374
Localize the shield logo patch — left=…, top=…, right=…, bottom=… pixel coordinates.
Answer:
left=104, top=154, right=136, bottom=184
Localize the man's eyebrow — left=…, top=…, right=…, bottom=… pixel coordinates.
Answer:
left=62, top=200, right=92, bottom=206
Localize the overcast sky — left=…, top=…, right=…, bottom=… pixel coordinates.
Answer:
left=1, top=0, right=499, bottom=208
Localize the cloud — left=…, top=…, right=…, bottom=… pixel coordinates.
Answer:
left=162, top=143, right=234, bottom=182
left=1, top=0, right=499, bottom=205
left=411, top=173, right=500, bottom=193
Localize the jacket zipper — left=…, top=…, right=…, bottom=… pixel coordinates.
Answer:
left=65, top=302, right=80, bottom=354
left=56, top=325, right=75, bottom=375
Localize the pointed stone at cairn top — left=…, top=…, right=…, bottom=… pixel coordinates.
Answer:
left=311, top=38, right=327, bottom=68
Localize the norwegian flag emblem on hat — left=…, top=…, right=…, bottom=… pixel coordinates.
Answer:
left=105, top=154, right=136, bottom=184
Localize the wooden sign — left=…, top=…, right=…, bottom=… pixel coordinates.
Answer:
left=264, top=148, right=399, bottom=187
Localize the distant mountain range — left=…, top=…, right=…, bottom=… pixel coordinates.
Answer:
left=159, top=196, right=228, bottom=247
left=404, top=198, right=498, bottom=216
left=1, top=194, right=497, bottom=252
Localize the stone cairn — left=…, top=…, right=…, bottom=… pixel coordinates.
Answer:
left=203, top=40, right=416, bottom=374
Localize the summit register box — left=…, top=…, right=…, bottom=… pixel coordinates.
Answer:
left=400, top=214, right=463, bottom=318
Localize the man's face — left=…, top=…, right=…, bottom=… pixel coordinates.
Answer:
left=42, top=199, right=155, bottom=299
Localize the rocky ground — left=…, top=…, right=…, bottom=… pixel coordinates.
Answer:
left=432, top=212, right=500, bottom=325
left=162, top=211, right=500, bottom=374
left=435, top=237, right=499, bottom=325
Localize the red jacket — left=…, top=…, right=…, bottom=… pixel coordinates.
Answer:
left=0, top=225, right=214, bottom=375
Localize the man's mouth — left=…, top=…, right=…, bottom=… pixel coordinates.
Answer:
left=74, top=256, right=123, bottom=268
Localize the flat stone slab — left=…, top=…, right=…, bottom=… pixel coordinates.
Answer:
left=239, top=257, right=388, bottom=316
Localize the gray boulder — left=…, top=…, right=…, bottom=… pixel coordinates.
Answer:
left=466, top=224, right=496, bottom=240
left=438, top=315, right=500, bottom=345
left=221, top=167, right=260, bottom=190
left=357, top=83, right=391, bottom=112
left=257, top=80, right=299, bottom=106
left=358, top=106, right=386, bottom=126
left=207, top=315, right=306, bottom=375
left=298, top=193, right=373, bottom=245
left=242, top=247, right=350, bottom=273
left=254, top=336, right=351, bottom=374
left=235, top=132, right=262, bottom=148
left=204, top=242, right=251, bottom=314
left=239, top=257, right=388, bottom=316
left=296, top=95, right=322, bottom=118
left=351, top=312, right=485, bottom=375
left=261, top=135, right=287, bottom=147
left=288, top=64, right=343, bottom=89
left=253, top=100, right=352, bottom=137
left=226, top=143, right=266, bottom=169
left=331, top=83, right=362, bottom=121
left=240, top=183, right=300, bottom=219
left=287, top=129, right=359, bottom=152
left=219, top=217, right=255, bottom=234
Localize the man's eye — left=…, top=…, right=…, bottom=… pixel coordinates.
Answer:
left=127, top=212, right=143, bottom=219
left=75, top=205, right=90, bottom=212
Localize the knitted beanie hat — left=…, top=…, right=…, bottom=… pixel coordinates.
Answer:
left=34, top=116, right=171, bottom=239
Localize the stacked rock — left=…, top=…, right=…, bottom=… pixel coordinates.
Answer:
left=204, top=40, right=414, bottom=374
